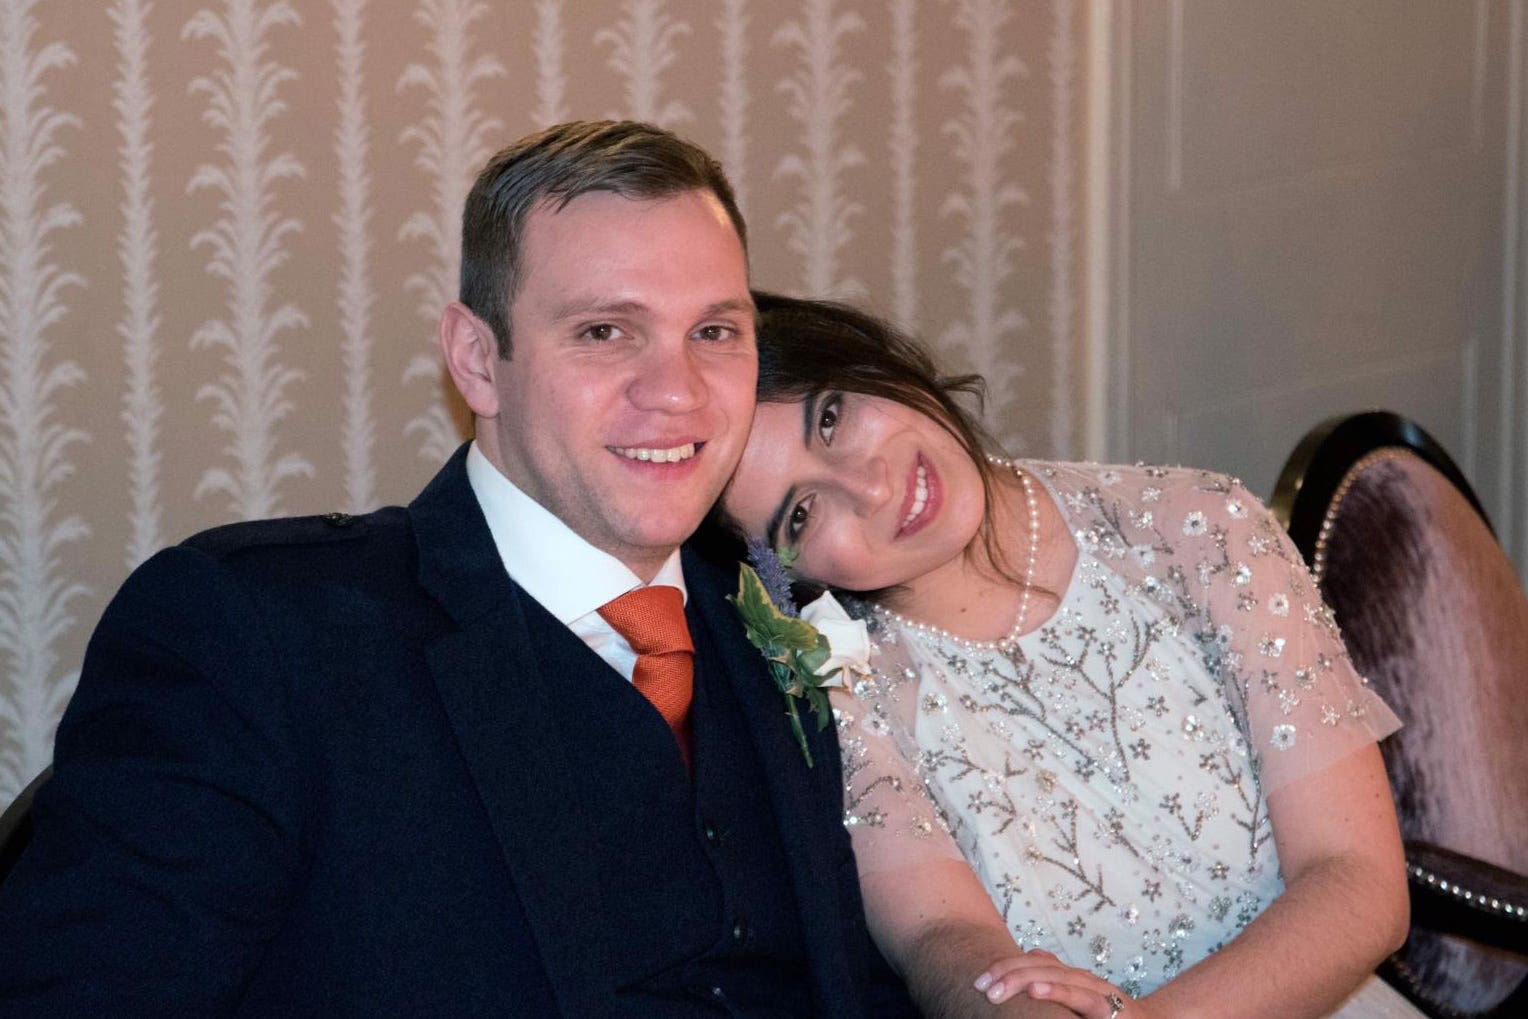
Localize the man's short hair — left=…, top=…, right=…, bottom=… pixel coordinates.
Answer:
left=459, top=120, right=747, bottom=359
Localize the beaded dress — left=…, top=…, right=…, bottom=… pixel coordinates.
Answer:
left=834, top=461, right=1406, bottom=1003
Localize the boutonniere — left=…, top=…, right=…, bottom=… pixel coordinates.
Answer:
left=728, top=538, right=872, bottom=766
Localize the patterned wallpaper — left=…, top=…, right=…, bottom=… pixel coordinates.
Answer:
left=0, top=0, right=1083, bottom=803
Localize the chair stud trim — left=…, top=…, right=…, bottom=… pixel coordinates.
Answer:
left=1312, top=448, right=1411, bottom=585
left=1408, top=862, right=1528, bottom=920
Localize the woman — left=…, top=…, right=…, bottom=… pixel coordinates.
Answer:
left=717, top=292, right=1422, bottom=1018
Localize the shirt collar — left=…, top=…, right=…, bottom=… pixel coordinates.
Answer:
left=465, top=442, right=687, bottom=624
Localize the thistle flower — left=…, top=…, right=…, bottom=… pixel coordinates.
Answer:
left=745, top=535, right=798, bottom=617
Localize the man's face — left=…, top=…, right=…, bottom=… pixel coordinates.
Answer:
left=481, top=189, right=756, bottom=578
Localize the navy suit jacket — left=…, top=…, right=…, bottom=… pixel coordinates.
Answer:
left=0, top=446, right=912, bottom=1016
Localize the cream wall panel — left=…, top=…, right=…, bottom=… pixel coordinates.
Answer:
left=1173, top=348, right=1472, bottom=502
left=0, top=0, right=1085, bottom=804
left=1110, top=0, right=1511, bottom=533
left=1167, top=1, right=1478, bottom=194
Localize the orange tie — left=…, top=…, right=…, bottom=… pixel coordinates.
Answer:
left=598, top=586, right=694, bottom=767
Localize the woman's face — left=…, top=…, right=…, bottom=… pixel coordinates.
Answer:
left=723, top=391, right=987, bottom=592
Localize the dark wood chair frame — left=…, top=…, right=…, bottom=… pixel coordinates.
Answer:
left=1271, top=411, right=1491, bottom=552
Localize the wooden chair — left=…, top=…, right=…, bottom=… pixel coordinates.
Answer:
left=1272, top=411, right=1528, bottom=1018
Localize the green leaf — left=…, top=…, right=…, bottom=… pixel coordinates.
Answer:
left=730, top=563, right=831, bottom=768
left=730, top=566, right=819, bottom=652
left=730, top=562, right=774, bottom=616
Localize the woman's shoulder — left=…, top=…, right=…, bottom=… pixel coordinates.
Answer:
left=1017, top=460, right=1288, bottom=563
left=1021, top=459, right=1253, bottom=508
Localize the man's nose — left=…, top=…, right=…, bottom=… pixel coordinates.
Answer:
left=628, top=339, right=706, bottom=412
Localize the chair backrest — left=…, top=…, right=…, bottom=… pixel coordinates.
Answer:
left=0, top=766, right=49, bottom=885
left=1272, top=411, right=1528, bottom=1014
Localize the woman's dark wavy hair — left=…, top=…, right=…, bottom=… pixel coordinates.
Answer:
left=707, top=290, right=1017, bottom=595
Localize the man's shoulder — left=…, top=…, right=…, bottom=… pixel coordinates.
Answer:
left=157, top=505, right=419, bottom=599
left=182, top=505, right=407, bottom=557
left=95, top=504, right=448, bottom=665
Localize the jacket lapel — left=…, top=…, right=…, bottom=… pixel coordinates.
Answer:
left=410, top=447, right=615, bottom=1016
left=685, top=549, right=863, bottom=1015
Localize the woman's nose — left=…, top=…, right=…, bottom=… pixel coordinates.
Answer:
left=845, top=457, right=891, bottom=515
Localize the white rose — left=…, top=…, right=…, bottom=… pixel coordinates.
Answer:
left=799, top=591, right=872, bottom=686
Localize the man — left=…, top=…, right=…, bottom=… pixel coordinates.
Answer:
left=0, top=122, right=916, bottom=1016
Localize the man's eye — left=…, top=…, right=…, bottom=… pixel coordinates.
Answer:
left=695, top=324, right=734, bottom=341
left=583, top=323, right=618, bottom=341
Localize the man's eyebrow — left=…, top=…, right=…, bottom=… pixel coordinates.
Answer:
left=547, top=297, right=649, bottom=322
left=547, top=296, right=755, bottom=322
left=764, top=396, right=820, bottom=548
left=702, top=297, right=756, bottom=318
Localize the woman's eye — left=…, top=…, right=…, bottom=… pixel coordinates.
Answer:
left=787, top=495, right=814, bottom=542
left=817, top=395, right=841, bottom=444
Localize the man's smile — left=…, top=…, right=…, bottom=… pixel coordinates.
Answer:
left=610, top=442, right=701, bottom=463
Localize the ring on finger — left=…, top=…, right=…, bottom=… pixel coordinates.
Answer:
left=1106, top=991, right=1125, bottom=1019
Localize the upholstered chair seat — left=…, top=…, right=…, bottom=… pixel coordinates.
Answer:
left=1274, top=412, right=1528, bottom=1018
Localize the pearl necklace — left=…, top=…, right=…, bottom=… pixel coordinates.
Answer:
left=875, top=458, right=1041, bottom=654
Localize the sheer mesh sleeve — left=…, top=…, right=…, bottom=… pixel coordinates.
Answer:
left=1147, top=471, right=1401, bottom=794
left=833, top=632, right=968, bottom=877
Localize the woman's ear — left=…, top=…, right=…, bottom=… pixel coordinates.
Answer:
left=438, top=301, right=500, bottom=418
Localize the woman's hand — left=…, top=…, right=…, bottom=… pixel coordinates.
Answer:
left=975, top=952, right=1150, bottom=1019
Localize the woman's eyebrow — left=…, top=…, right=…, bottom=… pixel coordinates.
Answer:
left=766, top=484, right=797, bottom=550
left=765, top=397, right=823, bottom=547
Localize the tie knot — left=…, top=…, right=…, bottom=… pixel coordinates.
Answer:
left=598, top=585, right=693, bottom=658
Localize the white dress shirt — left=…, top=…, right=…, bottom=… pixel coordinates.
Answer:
left=465, top=442, right=687, bottom=682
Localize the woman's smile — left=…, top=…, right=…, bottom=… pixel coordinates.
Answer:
left=897, top=454, right=942, bottom=537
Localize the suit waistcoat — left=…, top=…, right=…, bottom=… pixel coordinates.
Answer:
left=526, top=594, right=815, bottom=1017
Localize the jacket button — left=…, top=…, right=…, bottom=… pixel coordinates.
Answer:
left=702, top=820, right=721, bottom=846
left=730, top=920, right=748, bottom=945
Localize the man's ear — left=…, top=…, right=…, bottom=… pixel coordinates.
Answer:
left=439, top=301, right=501, bottom=418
